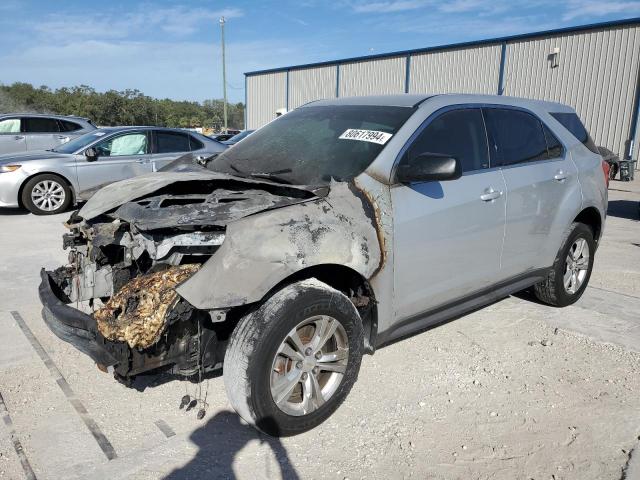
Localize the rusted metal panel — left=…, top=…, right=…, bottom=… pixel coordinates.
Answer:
left=503, top=25, right=640, bottom=158
left=409, top=44, right=502, bottom=94
left=339, top=56, right=406, bottom=97
left=246, top=71, right=287, bottom=129
left=289, top=65, right=338, bottom=109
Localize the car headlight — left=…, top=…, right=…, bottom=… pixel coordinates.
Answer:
left=0, top=165, right=21, bottom=173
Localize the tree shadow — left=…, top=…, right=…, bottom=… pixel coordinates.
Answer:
left=607, top=200, right=639, bottom=221
left=163, top=410, right=300, bottom=480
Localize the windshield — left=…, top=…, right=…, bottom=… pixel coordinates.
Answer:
left=210, top=105, right=414, bottom=185
left=52, top=130, right=111, bottom=154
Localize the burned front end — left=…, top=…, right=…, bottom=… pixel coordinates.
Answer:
left=39, top=173, right=317, bottom=381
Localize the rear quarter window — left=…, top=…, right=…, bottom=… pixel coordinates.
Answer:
left=58, top=120, right=83, bottom=132
left=550, top=112, right=599, bottom=154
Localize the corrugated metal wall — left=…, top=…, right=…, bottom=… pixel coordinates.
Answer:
left=339, top=56, right=406, bottom=97
left=246, top=71, right=287, bottom=129
left=289, top=66, right=337, bottom=109
left=409, top=44, right=502, bottom=94
left=245, top=22, right=640, bottom=161
left=503, top=25, right=640, bottom=159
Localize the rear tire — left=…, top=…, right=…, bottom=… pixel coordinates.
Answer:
left=533, top=222, right=595, bottom=307
left=224, top=278, right=363, bottom=437
left=21, top=174, right=72, bottom=215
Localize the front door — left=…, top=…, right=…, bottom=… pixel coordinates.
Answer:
left=392, top=107, right=506, bottom=321
left=0, top=118, right=26, bottom=155
left=76, top=131, right=153, bottom=199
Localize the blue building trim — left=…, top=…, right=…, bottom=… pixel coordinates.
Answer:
left=336, top=64, right=340, bottom=97
left=497, top=42, right=507, bottom=95
left=245, top=17, right=640, bottom=77
left=405, top=54, right=411, bottom=94
left=626, top=65, right=640, bottom=160
left=285, top=69, right=290, bottom=110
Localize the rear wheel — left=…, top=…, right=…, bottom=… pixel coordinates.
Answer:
left=21, top=174, right=72, bottom=215
left=224, top=278, right=363, bottom=437
left=534, top=222, right=595, bottom=307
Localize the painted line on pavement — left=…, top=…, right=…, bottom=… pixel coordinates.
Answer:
left=0, top=391, right=37, bottom=480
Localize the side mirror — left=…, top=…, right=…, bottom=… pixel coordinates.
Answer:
left=84, top=147, right=98, bottom=162
left=395, top=153, right=462, bottom=183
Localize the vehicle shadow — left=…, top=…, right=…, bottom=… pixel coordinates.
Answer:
left=607, top=200, right=639, bottom=221
left=163, top=410, right=300, bottom=480
left=0, top=207, right=29, bottom=216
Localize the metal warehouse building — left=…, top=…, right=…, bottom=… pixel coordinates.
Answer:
left=245, top=17, right=640, bottom=163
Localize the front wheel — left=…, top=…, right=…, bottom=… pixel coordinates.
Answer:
left=21, top=174, right=72, bottom=215
left=224, top=278, right=364, bottom=437
left=534, top=222, right=595, bottom=307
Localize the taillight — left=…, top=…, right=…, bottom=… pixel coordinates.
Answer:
left=601, top=160, right=610, bottom=188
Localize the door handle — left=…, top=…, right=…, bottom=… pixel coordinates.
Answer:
left=136, top=158, right=149, bottom=164
left=14, top=135, right=24, bottom=140
left=554, top=170, right=567, bottom=182
left=56, top=135, right=69, bottom=140
left=480, top=188, right=503, bottom=202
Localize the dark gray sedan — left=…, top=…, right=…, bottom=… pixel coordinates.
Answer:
left=0, top=126, right=226, bottom=215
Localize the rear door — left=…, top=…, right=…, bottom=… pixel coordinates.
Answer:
left=392, top=107, right=507, bottom=320
left=57, top=119, right=86, bottom=143
left=0, top=117, right=26, bottom=154
left=483, top=107, right=581, bottom=277
left=151, top=130, right=192, bottom=170
left=23, top=117, right=65, bottom=151
left=76, top=130, right=153, bottom=199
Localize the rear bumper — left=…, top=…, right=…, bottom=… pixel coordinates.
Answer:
left=38, top=268, right=119, bottom=367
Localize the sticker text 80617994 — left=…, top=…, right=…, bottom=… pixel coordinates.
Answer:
left=339, top=129, right=393, bottom=145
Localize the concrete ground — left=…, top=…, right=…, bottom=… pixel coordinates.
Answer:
left=0, top=179, right=639, bottom=480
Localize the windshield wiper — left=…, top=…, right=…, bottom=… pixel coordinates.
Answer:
left=248, top=169, right=293, bottom=185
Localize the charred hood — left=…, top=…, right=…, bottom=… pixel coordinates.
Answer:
left=76, top=171, right=324, bottom=231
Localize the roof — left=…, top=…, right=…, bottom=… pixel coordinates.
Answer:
left=0, top=113, right=90, bottom=121
left=245, top=16, right=640, bottom=76
left=302, top=93, right=575, bottom=112
left=304, top=94, right=433, bottom=108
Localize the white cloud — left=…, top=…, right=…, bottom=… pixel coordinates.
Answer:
left=562, top=0, right=640, bottom=20
left=347, top=0, right=432, bottom=13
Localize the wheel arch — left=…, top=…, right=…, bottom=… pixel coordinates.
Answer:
left=265, top=264, right=378, bottom=354
left=573, top=206, right=603, bottom=245
left=18, top=171, right=76, bottom=208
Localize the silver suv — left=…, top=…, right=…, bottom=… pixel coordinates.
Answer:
left=0, top=113, right=95, bottom=154
left=38, top=94, right=608, bottom=436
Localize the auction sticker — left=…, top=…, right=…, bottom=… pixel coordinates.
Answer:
left=339, top=129, right=392, bottom=145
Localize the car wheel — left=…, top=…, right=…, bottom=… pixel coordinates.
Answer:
left=534, top=222, right=595, bottom=307
left=224, top=278, right=364, bottom=437
left=21, top=174, right=72, bottom=215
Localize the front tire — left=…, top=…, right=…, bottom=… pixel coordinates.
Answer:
left=534, top=222, right=595, bottom=307
left=21, top=174, right=72, bottom=215
left=224, top=278, right=364, bottom=437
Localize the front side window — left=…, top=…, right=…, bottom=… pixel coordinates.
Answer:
left=24, top=117, right=60, bottom=133
left=550, top=112, right=599, bottom=154
left=407, top=108, right=489, bottom=172
left=96, top=133, right=148, bottom=157
left=210, top=105, right=415, bottom=185
left=0, top=118, right=20, bottom=133
left=155, top=131, right=190, bottom=154
left=483, top=108, right=548, bottom=166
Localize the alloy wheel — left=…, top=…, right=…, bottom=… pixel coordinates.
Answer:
left=563, top=237, right=590, bottom=294
left=270, top=315, right=348, bottom=416
left=31, top=180, right=66, bottom=212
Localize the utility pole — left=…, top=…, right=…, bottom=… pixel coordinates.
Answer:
left=219, top=16, right=228, bottom=133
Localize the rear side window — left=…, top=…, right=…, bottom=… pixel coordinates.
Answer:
left=23, top=117, right=60, bottom=133
left=550, top=112, right=599, bottom=154
left=155, top=131, right=191, bottom=153
left=542, top=124, right=564, bottom=158
left=408, top=108, right=489, bottom=172
left=58, top=120, right=82, bottom=132
left=189, top=135, right=204, bottom=150
left=483, top=108, right=548, bottom=166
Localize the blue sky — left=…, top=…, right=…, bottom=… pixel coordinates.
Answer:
left=1, top=0, right=639, bottom=103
